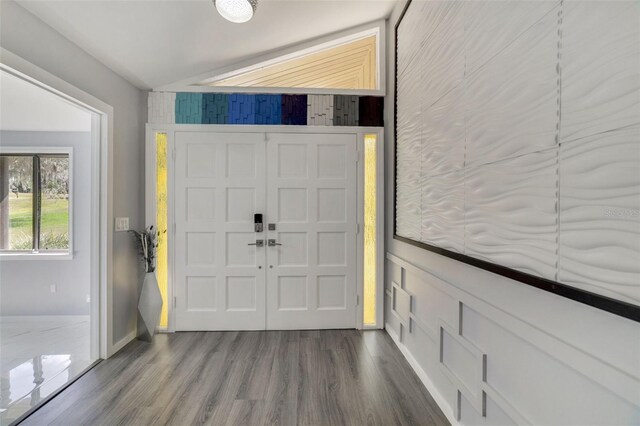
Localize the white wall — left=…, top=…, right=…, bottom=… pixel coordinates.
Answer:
left=0, top=131, right=91, bottom=316
left=384, top=1, right=640, bottom=425
left=0, top=70, right=92, bottom=132
left=0, top=1, right=147, bottom=343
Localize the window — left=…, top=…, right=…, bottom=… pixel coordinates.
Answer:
left=363, top=134, right=377, bottom=326
left=0, top=151, right=71, bottom=254
left=155, top=132, right=169, bottom=328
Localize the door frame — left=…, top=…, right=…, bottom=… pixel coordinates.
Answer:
left=1, top=48, right=115, bottom=358
left=146, top=124, right=384, bottom=331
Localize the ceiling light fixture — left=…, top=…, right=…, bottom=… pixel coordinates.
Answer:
left=214, top=0, right=258, bottom=24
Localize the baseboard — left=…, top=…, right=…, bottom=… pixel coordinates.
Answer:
left=0, top=315, right=90, bottom=322
left=109, top=329, right=136, bottom=357
left=385, top=323, right=459, bottom=426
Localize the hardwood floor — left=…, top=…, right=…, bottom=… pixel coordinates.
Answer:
left=21, top=330, right=449, bottom=426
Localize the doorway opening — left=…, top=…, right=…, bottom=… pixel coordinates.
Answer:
left=148, top=128, right=383, bottom=332
left=0, top=58, right=111, bottom=425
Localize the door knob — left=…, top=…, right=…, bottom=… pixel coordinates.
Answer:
left=267, top=239, right=282, bottom=247
left=248, top=240, right=265, bottom=247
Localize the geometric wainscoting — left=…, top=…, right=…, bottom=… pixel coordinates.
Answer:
left=385, top=252, right=640, bottom=425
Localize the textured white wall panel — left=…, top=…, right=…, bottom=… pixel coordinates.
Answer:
left=395, top=0, right=430, bottom=77
left=464, top=1, right=559, bottom=75
left=396, top=3, right=463, bottom=243
left=465, top=150, right=558, bottom=280
left=465, top=8, right=559, bottom=166
left=395, top=80, right=422, bottom=240
left=148, top=91, right=176, bottom=124
left=396, top=1, right=460, bottom=78
left=395, top=166, right=421, bottom=241
left=421, top=84, right=465, bottom=176
left=420, top=170, right=465, bottom=253
left=416, top=2, right=465, bottom=110
left=389, top=1, right=640, bottom=424
left=561, top=1, right=640, bottom=142
left=395, top=0, right=639, bottom=302
left=559, top=125, right=640, bottom=305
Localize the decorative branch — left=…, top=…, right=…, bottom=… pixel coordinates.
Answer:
left=129, top=226, right=165, bottom=273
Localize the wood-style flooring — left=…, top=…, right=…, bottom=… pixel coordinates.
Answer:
left=21, top=330, right=449, bottom=426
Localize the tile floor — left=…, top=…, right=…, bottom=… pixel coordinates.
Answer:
left=0, top=316, right=93, bottom=425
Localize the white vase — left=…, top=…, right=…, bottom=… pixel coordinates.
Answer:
left=138, top=271, right=162, bottom=342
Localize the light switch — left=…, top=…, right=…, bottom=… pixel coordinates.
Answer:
left=115, top=217, right=130, bottom=232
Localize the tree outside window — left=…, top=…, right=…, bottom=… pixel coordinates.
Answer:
left=0, top=153, right=70, bottom=252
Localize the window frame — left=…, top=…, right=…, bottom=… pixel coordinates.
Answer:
left=0, top=146, right=73, bottom=259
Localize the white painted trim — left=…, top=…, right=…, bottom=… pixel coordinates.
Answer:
left=385, top=324, right=460, bottom=426
left=155, top=20, right=386, bottom=96
left=110, top=329, right=136, bottom=355
left=145, top=126, right=176, bottom=333
left=199, top=27, right=380, bottom=86
left=438, top=321, right=486, bottom=416
left=163, top=86, right=385, bottom=96
left=89, top=111, right=101, bottom=360
left=147, top=124, right=384, bottom=135
left=356, top=132, right=365, bottom=329
left=0, top=253, right=73, bottom=260
left=357, top=130, right=385, bottom=329
left=167, top=131, right=176, bottom=333
left=1, top=48, right=115, bottom=360
left=144, top=125, right=158, bottom=329
left=146, top=128, right=177, bottom=333
left=386, top=252, right=640, bottom=409
left=375, top=131, right=385, bottom=329
left=0, top=315, right=90, bottom=321
left=146, top=124, right=384, bottom=331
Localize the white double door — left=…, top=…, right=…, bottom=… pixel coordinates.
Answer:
left=174, top=131, right=357, bottom=330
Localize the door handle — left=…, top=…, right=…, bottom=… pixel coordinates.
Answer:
left=248, top=240, right=265, bottom=247
left=267, top=239, right=282, bottom=247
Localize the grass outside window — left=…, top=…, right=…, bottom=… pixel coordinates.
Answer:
left=0, top=153, right=70, bottom=254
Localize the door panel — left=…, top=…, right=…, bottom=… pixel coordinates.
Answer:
left=175, top=132, right=266, bottom=330
left=174, top=131, right=357, bottom=331
left=266, top=133, right=357, bottom=329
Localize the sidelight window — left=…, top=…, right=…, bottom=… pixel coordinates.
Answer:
left=155, top=132, right=169, bottom=328
left=363, top=134, right=377, bottom=326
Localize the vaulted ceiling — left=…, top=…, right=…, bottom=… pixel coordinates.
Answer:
left=17, top=0, right=399, bottom=90
left=204, top=35, right=378, bottom=90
